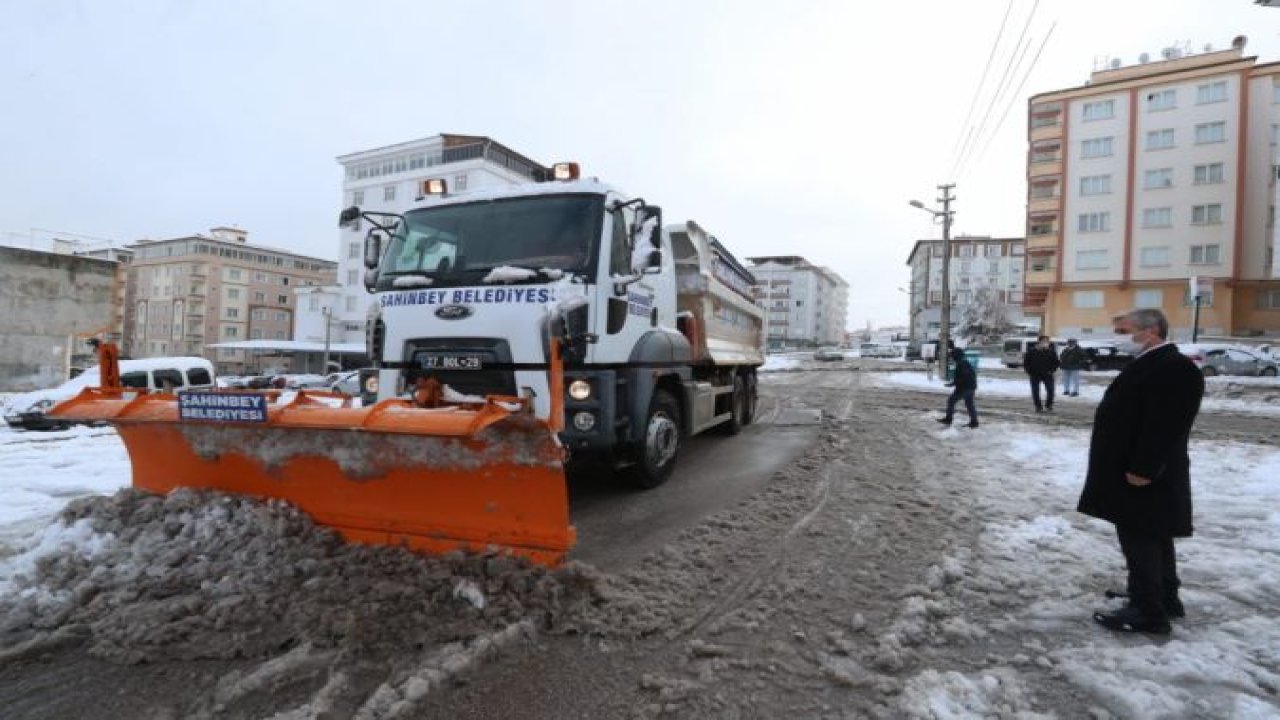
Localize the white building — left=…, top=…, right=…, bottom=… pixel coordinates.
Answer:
left=295, top=134, right=548, bottom=346
left=747, top=256, right=849, bottom=348
left=904, top=236, right=1027, bottom=341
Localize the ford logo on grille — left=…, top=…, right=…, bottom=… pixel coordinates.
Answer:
left=435, top=304, right=473, bottom=320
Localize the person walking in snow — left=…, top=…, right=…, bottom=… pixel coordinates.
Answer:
left=1078, top=308, right=1203, bottom=635
left=1059, top=338, right=1087, bottom=397
left=1023, top=335, right=1060, bottom=412
left=936, top=346, right=978, bottom=428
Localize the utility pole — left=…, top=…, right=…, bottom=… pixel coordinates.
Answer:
left=936, top=184, right=956, bottom=363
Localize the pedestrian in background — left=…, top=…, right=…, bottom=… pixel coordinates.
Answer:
left=937, top=346, right=979, bottom=428
left=1023, top=335, right=1060, bottom=412
left=1059, top=338, right=1087, bottom=397
left=1078, top=308, right=1203, bottom=635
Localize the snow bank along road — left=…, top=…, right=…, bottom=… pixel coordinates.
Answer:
left=1, top=367, right=1278, bottom=718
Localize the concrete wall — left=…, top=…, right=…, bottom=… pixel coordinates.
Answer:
left=0, top=247, right=118, bottom=390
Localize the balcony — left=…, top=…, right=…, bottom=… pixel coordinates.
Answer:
left=1028, top=196, right=1061, bottom=214
left=1025, top=268, right=1057, bottom=285
left=1026, top=234, right=1058, bottom=251
left=1030, top=123, right=1063, bottom=143
left=1028, top=159, right=1063, bottom=179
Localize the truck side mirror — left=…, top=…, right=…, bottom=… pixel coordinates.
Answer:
left=637, top=205, right=663, bottom=247
left=644, top=249, right=662, bottom=273
left=364, top=232, right=382, bottom=270
left=339, top=206, right=361, bottom=228
left=363, top=268, right=379, bottom=292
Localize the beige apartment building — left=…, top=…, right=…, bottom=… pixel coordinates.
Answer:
left=124, top=227, right=337, bottom=373
left=1025, top=40, right=1280, bottom=339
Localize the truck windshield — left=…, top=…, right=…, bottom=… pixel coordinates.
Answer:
left=379, top=194, right=603, bottom=287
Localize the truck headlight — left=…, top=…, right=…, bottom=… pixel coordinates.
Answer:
left=364, top=375, right=379, bottom=394
left=572, top=411, right=596, bottom=432
left=568, top=379, right=592, bottom=401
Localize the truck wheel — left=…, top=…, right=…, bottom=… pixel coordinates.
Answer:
left=721, top=375, right=748, bottom=435
left=629, top=389, right=681, bottom=489
left=743, top=372, right=758, bottom=425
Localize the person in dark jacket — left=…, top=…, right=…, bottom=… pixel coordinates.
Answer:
left=936, top=346, right=978, bottom=428
left=1059, top=338, right=1087, bottom=397
left=1023, top=335, right=1060, bottom=412
left=1078, top=309, right=1203, bottom=635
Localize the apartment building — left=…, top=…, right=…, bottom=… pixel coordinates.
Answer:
left=747, top=256, right=849, bottom=348
left=295, top=134, right=547, bottom=345
left=904, top=236, right=1028, bottom=341
left=1025, top=39, right=1280, bottom=339
left=125, top=227, right=337, bottom=373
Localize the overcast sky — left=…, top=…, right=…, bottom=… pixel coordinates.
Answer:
left=3, top=0, right=1277, bottom=328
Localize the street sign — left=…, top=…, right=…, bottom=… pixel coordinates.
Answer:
left=1188, top=275, right=1212, bottom=299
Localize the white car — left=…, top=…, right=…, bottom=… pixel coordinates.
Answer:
left=3, top=356, right=216, bottom=431
left=858, top=343, right=898, bottom=359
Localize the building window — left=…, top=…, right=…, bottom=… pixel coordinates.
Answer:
left=1081, top=137, right=1113, bottom=158
left=276, top=311, right=288, bottom=322
left=1076, top=250, right=1109, bottom=270
left=348, top=242, right=361, bottom=259
left=251, top=329, right=264, bottom=340
left=1196, top=81, right=1227, bottom=104
left=959, top=245, right=974, bottom=257
left=1143, top=168, right=1174, bottom=189
left=280, top=277, right=290, bottom=286
left=454, top=173, right=469, bottom=191
left=1182, top=288, right=1214, bottom=307
left=1142, top=208, right=1173, bottom=228
left=930, top=245, right=942, bottom=258
left=309, top=296, right=319, bottom=311
left=1146, top=88, right=1177, bottom=111
left=1191, top=204, right=1224, bottom=225
left=1139, top=246, right=1170, bottom=267
left=1080, top=175, right=1112, bottom=195
left=1193, top=163, right=1225, bottom=185
left=1257, top=289, right=1280, bottom=309
left=1135, top=288, right=1164, bottom=307
left=226, top=308, right=239, bottom=319
left=278, top=294, right=289, bottom=304
left=1077, top=212, right=1111, bottom=233
left=253, top=291, right=265, bottom=302
left=347, top=269, right=359, bottom=285
left=227, top=288, right=241, bottom=300
left=1011, top=245, right=1024, bottom=256
left=1195, top=122, right=1226, bottom=144
left=1145, top=128, right=1175, bottom=150
left=384, top=185, right=396, bottom=202
left=1082, top=99, right=1115, bottom=121
left=345, top=296, right=357, bottom=312
left=1189, top=244, right=1221, bottom=264
left=985, top=244, right=1002, bottom=257
left=224, top=326, right=239, bottom=338
left=353, top=190, right=365, bottom=205
left=251, top=309, right=265, bottom=321
left=1073, top=290, right=1105, bottom=308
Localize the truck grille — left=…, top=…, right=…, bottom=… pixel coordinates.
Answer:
left=403, top=338, right=518, bottom=398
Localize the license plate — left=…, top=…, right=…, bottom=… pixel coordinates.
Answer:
left=418, top=354, right=483, bottom=370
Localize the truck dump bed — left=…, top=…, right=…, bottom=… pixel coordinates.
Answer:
left=669, top=221, right=764, bottom=366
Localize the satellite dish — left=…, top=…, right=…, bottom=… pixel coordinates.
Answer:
left=1110, top=58, right=1122, bottom=69
left=1139, top=52, right=1150, bottom=63
left=1232, top=35, right=1248, bottom=50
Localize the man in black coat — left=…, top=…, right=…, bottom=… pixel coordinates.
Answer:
left=1023, top=335, right=1060, bottom=412
left=936, top=346, right=979, bottom=428
left=1078, top=308, right=1203, bottom=634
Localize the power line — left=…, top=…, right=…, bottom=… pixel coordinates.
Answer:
left=954, top=0, right=1042, bottom=179
left=970, top=21, right=1057, bottom=172
left=949, top=0, right=1016, bottom=176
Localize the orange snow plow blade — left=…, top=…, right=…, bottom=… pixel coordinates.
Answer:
left=47, top=390, right=575, bottom=565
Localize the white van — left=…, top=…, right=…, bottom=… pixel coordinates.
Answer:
left=1001, top=337, right=1064, bottom=368
left=2, top=356, right=215, bottom=430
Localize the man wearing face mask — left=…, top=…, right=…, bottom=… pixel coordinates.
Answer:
left=1078, top=308, right=1203, bottom=635
left=1022, top=335, right=1060, bottom=412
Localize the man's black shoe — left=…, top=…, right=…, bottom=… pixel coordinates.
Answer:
left=936, top=418, right=952, bottom=426
left=1104, top=589, right=1185, bottom=619
left=965, top=421, right=979, bottom=428
left=1093, top=605, right=1171, bottom=635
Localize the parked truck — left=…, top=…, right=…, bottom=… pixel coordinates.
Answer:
left=359, top=164, right=765, bottom=488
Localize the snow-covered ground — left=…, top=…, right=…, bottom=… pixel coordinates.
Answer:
left=874, top=368, right=1280, bottom=417
left=913, top=420, right=1280, bottom=718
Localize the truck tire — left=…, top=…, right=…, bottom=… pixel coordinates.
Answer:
left=743, top=372, right=758, bottom=425
left=629, top=389, right=681, bottom=489
left=720, top=375, right=748, bottom=435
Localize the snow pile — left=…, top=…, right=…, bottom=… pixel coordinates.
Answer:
left=391, top=275, right=433, bottom=288
left=481, top=266, right=538, bottom=284
left=0, top=488, right=604, bottom=665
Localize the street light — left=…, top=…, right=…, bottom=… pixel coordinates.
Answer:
left=909, top=186, right=956, bottom=368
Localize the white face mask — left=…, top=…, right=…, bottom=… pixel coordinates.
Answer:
left=1116, top=329, right=1146, bottom=355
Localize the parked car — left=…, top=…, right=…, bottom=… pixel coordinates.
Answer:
left=328, top=371, right=362, bottom=396
left=1080, top=345, right=1134, bottom=371
left=1189, top=347, right=1279, bottom=377
left=813, top=346, right=845, bottom=361
left=3, top=356, right=216, bottom=431
left=1000, top=336, right=1065, bottom=368
left=859, top=343, right=898, bottom=359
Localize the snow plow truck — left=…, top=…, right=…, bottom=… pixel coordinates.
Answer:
left=47, top=163, right=765, bottom=565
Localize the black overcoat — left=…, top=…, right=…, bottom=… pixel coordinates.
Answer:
left=1077, top=344, right=1203, bottom=536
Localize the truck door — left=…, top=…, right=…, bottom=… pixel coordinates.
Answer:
left=591, top=203, right=675, bottom=364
